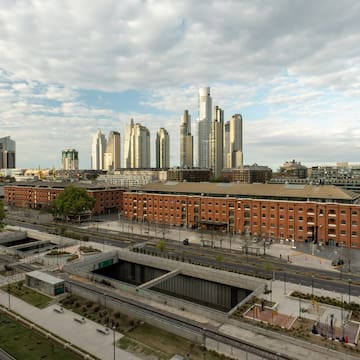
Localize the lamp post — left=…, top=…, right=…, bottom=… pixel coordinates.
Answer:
left=283, top=272, right=287, bottom=295
left=348, top=279, right=352, bottom=304
left=7, top=281, right=11, bottom=310
left=112, top=326, right=116, bottom=360
left=311, top=276, right=314, bottom=298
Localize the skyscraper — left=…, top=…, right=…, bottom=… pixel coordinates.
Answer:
left=156, top=128, right=170, bottom=169
left=132, top=123, right=150, bottom=168
left=209, top=106, right=224, bottom=177
left=104, top=131, right=121, bottom=171
left=223, top=121, right=231, bottom=168
left=124, top=118, right=134, bottom=168
left=91, top=129, right=106, bottom=170
left=124, top=120, right=150, bottom=169
left=61, top=149, right=79, bottom=170
left=179, top=110, right=193, bottom=168
left=229, top=114, right=243, bottom=168
left=0, top=136, right=15, bottom=169
left=197, top=87, right=212, bottom=168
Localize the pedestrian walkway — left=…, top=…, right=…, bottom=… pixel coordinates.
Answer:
left=0, top=289, right=141, bottom=360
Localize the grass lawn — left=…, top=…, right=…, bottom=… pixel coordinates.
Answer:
left=2, top=281, right=52, bottom=308
left=121, top=322, right=231, bottom=360
left=0, top=313, right=81, bottom=360
left=61, top=294, right=231, bottom=360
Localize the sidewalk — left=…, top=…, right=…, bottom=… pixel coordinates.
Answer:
left=0, top=289, right=141, bottom=360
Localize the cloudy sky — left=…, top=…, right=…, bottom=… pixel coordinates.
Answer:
left=1, top=0, right=360, bottom=170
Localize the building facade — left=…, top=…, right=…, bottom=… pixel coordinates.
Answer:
left=221, top=165, right=272, bottom=183
left=167, top=168, right=212, bottom=182
left=209, top=106, right=224, bottom=178
left=104, top=131, right=121, bottom=171
left=0, top=136, right=16, bottom=169
left=229, top=114, right=243, bottom=168
left=123, top=182, right=360, bottom=248
left=61, top=149, right=79, bottom=170
left=179, top=110, right=193, bottom=167
left=156, top=128, right=170, bottom=169
left=197, top=87, right=212, bottom=168
left=4, top=182, right=125, bottom=215
left=124, top=119, right=150, bottom=169
left=91, top=129, right=106, bottom=170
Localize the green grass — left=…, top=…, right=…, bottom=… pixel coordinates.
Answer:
left=2, top=281, right=52, bottom=308
left=61, top=294, right=232, bottom=360
left=0, top=313, right=81, bottom=360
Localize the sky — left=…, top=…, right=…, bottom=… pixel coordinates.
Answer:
left=1, top=0, right=360, bottom=170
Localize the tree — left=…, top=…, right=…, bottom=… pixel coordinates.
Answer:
left=52, top=186, right=96, bottom=221
left=0, top=199, right=6, bottom=230
left=156, top=239, right=166, bottom=252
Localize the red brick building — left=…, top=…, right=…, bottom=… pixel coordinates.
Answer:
left=4, top=182, right=125, bottom=215
left=123, top=182, right=360, bottom=248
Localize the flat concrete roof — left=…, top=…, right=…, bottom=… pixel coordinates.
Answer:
left=26, top=270, right=64, bottom=285
left=133, top=182, right=360, bottom=202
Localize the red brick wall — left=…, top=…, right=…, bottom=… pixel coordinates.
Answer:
left=123, top=191, right=360, bottom=248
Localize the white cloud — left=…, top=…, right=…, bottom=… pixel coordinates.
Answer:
left=0, top=1, right=360, bottom=169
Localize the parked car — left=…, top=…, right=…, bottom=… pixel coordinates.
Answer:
left=331, top=259, right=344, bottom=266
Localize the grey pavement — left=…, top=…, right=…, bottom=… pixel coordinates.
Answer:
left=0, top=289, right=141, bottom=360
left=91, top=219, right=342, bottom=273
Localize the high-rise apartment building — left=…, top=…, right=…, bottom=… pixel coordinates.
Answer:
left=104, top=131, right=121, bottom=171
left=156, top=128, right=170, bottom=169
left=197, top=87, right=212, bottom=168
left=209, top=106, right=224, bottom=177
left=61, top=149, right=79, bottom=170
left=124, top=118, right=134, bottom=169
left=91, top=129, right=106, bottom=170
left=179, top=110, right=193, bottom=167
left=124, top=120, right=150, bottom=169
left=132, top=123, right=150, bottom=168
left=223, top=121, right=230, bottom=168
left=229, top=114, right=243, bottom=168
left=0, top=136, right=16, bottom=169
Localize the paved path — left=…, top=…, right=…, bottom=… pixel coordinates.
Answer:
left=0, top=289, right=141, bottom=360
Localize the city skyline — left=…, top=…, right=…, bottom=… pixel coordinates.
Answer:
left=0, top=1, right=360, bottom=169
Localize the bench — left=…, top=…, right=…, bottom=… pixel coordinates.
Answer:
left=97, top=327, right=109, bottom=335
left=74, top=317, right=86, bottom=324
left=53, top=307, right=64, bottom=314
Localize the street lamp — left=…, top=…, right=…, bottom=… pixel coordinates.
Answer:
left=348, top=279, right=352, bottom=304
left=112, top=326, right=116, bottom=360
left=7, top=281, right=11, bottom=310
left=311, top=276, right=314, bottom=298
left=283, top=273, right=287, bottom=295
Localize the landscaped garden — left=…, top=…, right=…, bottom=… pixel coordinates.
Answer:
left=0, top=313, right=82, bottom=360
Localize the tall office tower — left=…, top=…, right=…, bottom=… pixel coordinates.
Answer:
left=230, top=114, right=243, bottom=168
left=61, top=149, right=79, bottom=170
left=104, top=131, right=121, bottom=171
left=131, top=123, right=151, bottom=168
left=209, top=106, right=224, bottom=178
left=0, top=136, right=16, bottom=169
left=197, top=87, right=212, bottom=168
left=91, top=129, right=106, bottom=170
left=223, top=121, right=231, bottom=168
left=179, top=110, right=193, bottom=167
left=124, top=118, right=134, bottom=168
left=156, top=128, right=170, bottom=169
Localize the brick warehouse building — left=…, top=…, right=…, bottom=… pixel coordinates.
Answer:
left=4, top=182, right=125, bottom=215
left=123, top=182, right=360, bottom=248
